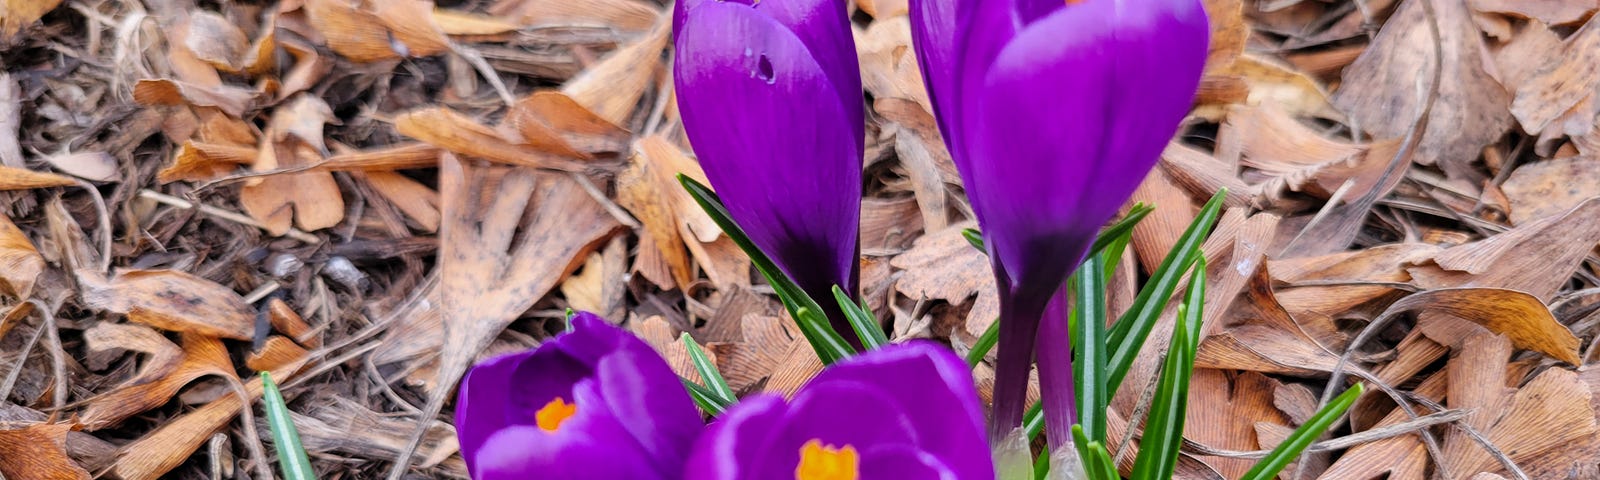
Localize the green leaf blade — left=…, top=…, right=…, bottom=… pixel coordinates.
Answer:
left=682, top=334, right=735, bottom=402
left=261, top=372, right=315, bottom=480
left=1240, top=383, right=1366, bottom=480
left=833, top=285, right=887, bottom=349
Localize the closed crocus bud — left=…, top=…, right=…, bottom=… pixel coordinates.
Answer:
left=909, top=0, right=1210, bottom=435
left=686, top=342, right=993, bottom=480
left=455, top=313, right=703, bottom=480
left=673, top=0, right=865, bottom=340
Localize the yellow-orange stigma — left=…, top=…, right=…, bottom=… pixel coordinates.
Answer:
left=795, top=439, right=859, bottom=480
left=535, top=397, right=578, bottom=432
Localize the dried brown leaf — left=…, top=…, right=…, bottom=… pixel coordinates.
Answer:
left=0, top=165, right=75, bottom=190
left=0, top=0, right=63, bottom=37
left=1410, top=197, right=1600, bottom=301
left=1471, top=0, right=1598, bottom=26
left=1332, top=0, right=1513, bottom=181
left=0, top=211, right=42, bottom=299
left=1185, top=370, right=1291, bottom=478
left=184, top=11, right=249, bottom=72
left=433, top=9, right=521, bottom=36
left=78, top=269, right=255, bottom=339
left=158, top=141, right=257, bottom=183
left=40, top=152, right=117, bottom=182
left=132, top=79, right=255, bottom=118
left=563, top=21, right=669, bottom=125
left=364, top=170, right=442, bottom=232
left=1502, top=156, right=1600, bottom=224
left=1391, top=288, right=1580, bottom=364
left=0, top=423, right=90, bottom=480
left=505, top=91, right=631, bottom=159
left=488, top=0, right=659, bottom=33
left=619, top=136, right=702, bottom=290
left=1439, top=333, right=1600, bottom=478
left=1510, top=16, right=1600, bottom=138
left=395, top=106, right=585, bottom=170
left=80, top=334, right=232, bottom=430
left=112, top=356, right=308, bottom=480
left=319, top=143, right=440, bottom=171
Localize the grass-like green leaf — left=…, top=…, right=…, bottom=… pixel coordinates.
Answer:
left=682, top=334, right=734, bottom=403
left=1024, top=401, right=1044, bottom=441
left=1129, top=264, right=1205, bottom=480
left=680, top=175, right=855, bottom=364
left=682, top=378, right=730, bottom=415
left=1073, top=256, right=1108, bottom=443
left=1240, top=383, right=1366, bottom=480
left=261, top=372, right=315, bottom=480
left=1105, top=189, right=1226, bottom=397
left=1087, top=442, right=1119, bottom=480
left=833, top=285, right=887, bottom=349
left=965, top=319, right=1001, bottom=368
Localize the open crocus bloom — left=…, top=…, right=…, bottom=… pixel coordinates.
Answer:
left=686, top=342, right=993, bottom=479
left=673, top=0, right=865, bottom=339
left=909, top=0, right=1210, bottom=435
left=455, top=313, right=702, bottom=480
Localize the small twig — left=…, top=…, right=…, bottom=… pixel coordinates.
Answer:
left=1112, top=359, right=1166, bottom=465
left=570, top=172, right=642, bottom=229
left=137, top=189, right=321, bottom=244
left=1453, top=421, right=1531, bottom=480
left=450, top=43, right=516, bottom=108
left=75, top=179, right=112, bottom=273
left=223, top=376, right=274, bottom=480
left=28, top=300, right=68, bottom=411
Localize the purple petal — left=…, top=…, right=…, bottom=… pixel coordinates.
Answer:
left=674, top=2, right=863, bottom=305
left=592, top=342, right=704, bottom=474
left=757, top=380, right=921, bottom=477
left=455, top=348, right=537, bottom=468
left=802, top=341, right=992, bottom=478
left=470, top=381, right=664, bottom=480
left=860, top=444, right=959, bottom=480
left=685, top=394, right=789, bottom=480
left=908, top=0, right=961, bottom=163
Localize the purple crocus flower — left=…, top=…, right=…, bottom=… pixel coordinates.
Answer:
left=673, top=0, right=864, bottom=339
left=687, top=342, right=993, bottom=479
left=909, top=0, right=1210, bottom=436
left=455, top=312, right=702, bottom=480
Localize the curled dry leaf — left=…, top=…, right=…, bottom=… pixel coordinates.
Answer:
left=158, top=141, right=257, bottom=183
left=432, top=9, right=521, bottom=36
left=318, top=143, right=440, bottom=172
left=505, top=91, right=631, bottom=159
left=132, top=79, right=255, bottom=118
left=0, top=423, right=90, bottom=480
left=246, top=335, right=311, bottom=372
left=618, top=135, right=710, bottom=290
left=0, top=211, right=43, bottom=299
left=80, top=334, right=232, bottom=430
left=0, top=165, right=75, bottom=190
left=1379, top=288, right=1581, bottom=364
left=303, top=0, right=449, bottom=62
left=1470, top=0, right=1598, bottom=26
left=395, top=106, right=585, bottom=170
left=78, top=269, right=255, bottom=340
left=112, top=355, right=309, bottom=480
left=183, top=11, right=249, bottom=72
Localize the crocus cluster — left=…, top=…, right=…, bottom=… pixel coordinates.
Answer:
left=456, top=312, right=992, bottom=480
left=910, top=0, right=1210, bottom=439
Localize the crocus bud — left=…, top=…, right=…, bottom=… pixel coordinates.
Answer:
left=455, top=313, right=703, bottom=480
left=909, top=0, right=1210, bottom=434
left=673, top=0, right=865, bottom=339
left=687, top=342, right=994, bottom=479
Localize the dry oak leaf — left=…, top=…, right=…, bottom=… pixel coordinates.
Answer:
left=0, top=211, right=43, bottom=299
left=0, top=165, right=75, bottom=191
left=78, top=269, right=255, bottom=340
left=1332, top=0, right=1514, bottom=182
left=0, top=423, right=90, bottom=480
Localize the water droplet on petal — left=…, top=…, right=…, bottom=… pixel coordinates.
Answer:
left=755, top=54, right=775, bottom=84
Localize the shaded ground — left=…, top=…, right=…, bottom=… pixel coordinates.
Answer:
left=1, top=0, right=1599, bottom=479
